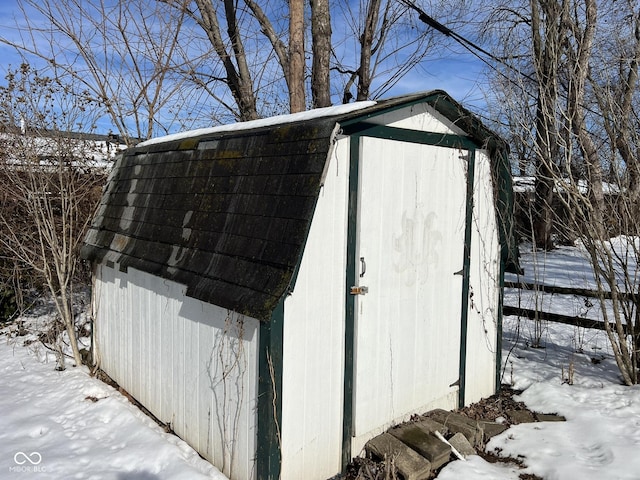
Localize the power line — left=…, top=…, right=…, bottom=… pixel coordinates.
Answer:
left=399, top=0, right=538, bottom=88
left=399, top=0, right=608, bottom=121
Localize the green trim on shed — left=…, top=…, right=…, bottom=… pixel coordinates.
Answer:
left=340, top=122, right=478, bottom=150
left=496, top=251, right=506, bottom=391
left=256, top=297, right=284, bottom=479
left=458, top=149, right=476, bottom=408
left=341, top=133, right=361, bottom=469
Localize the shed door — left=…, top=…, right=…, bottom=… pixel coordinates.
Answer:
left=352, top=137, right=468, bottom=437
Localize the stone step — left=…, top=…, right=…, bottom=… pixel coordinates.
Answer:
left=535, top=413, right=566, bottom=422
left=448, top=432, right=476, bottom=458
left=389, top=422, right=451, bottom=470
left=414, top=417, right=449, bottom=436
left=477, top=419, right=509, bottom=441
left=426, top=409, right=484, bottom=447
left=365, top=433, right=432, bottom=480
left=505, top=409, right=536, bottom=425
left=360, top=404, right=559, bottom=477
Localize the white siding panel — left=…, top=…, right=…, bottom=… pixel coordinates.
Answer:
left=280, top=138, right=350, bottom=480
left=366, top=104, right=467, bottom=136
left=94, top=265, right=259, bottom=480
left=353, top=139, right=467, bottom=447
left=465, top=151, right=501, bottom=404
left=128, top=275, right=142, bottom=404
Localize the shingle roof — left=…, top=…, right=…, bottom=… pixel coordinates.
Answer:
left=82, top=116, right=343, bottom=319
left=81, top=91, right=519, bottom=320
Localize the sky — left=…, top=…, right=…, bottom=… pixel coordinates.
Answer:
left=0, top=0, right=491, bottom=135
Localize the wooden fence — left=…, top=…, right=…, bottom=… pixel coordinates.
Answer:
left=503, top=281, right=635, bottom=334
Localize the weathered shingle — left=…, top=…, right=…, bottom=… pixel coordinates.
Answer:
left=82, top=119, right=338, bottom=320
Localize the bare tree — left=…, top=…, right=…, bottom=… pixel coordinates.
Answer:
left=564, top=0, right=605, bottom=238
left=336, top=0, right=445, bottom=103
left=2, top=0, right=198, bottom=141
left=167, top=0, right=462, bottom=117
left=191, top=0, right=259, bottom=121
left=2, top=0, right=460, bottom=126
left=485, top=0, right=640, bottom=384
left=0, top=64, right=108, bottom=368
left=593, top=1, right=640, bottom=208
left=288, top=0, right=306, bottom=112
left=310, top=0, right=332, bottom=108
left=529, top=0, right=567, bottom=250
left=575, top=0, right=640, bottom=385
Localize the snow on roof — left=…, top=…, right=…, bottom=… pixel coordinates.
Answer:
left=138, top=101, right=377, bottom=147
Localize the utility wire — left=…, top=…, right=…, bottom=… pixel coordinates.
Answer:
left=399, top=0, right=538, bottom=88
left=400, top=0, right=499, bottom=65
left=399, top=0, right=609, bottom=122
left=402, top=0, right=626, bottom=187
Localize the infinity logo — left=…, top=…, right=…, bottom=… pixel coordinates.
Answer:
left=13, top=452, right=42, bottom=465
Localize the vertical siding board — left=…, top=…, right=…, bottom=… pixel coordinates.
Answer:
left=353, top=139, right=465, bottom=445
left=111, top=267, right=118, bottom=379
left=281, top=138, right=350, bottom=479
left=105, top=268, right=114, bottom=382
left=131, top=272, right=141, bottom=401
left=93, top=265, right=259, bottom=480
left=160, top=286, right=173, bottom=422
left=176, top=297, right=186, bottom=441
left=197, top=309, right=211, bottom=461
left=142, top=273, right=152, bottom=409
left=149, top=280, right=161, bottom=416
left=94, top=265, right=107, bottom=375
left=185, top=306, right=200, bottom=449
left=115, top=269, right=125, bottom=385
left=465, top=151, right=501, bottom=404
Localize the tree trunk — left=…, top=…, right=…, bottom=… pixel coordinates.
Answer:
left=356, top=0, right=382, bottom=101
left=530, top=0, right=565, bottom=250
left=289, top=0, right=306, bottom=113
left=310, top=0, right=332, bottom=108
left=60, top=291, right=83, bottom=367
left=194, top=0, right=258, bottom=121
left=615, top=9, right=640, bottom=208
left=566, top=0, right=605, bottom=238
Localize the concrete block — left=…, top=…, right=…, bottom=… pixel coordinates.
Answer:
left=365, top=433, right=432, bottom=480
left=535, top=413, right=566, bottom=422
left=427, top=409, right=484, bottom=447
left=415, top=417, right=449, bottom=436
left=448, top=432, right=476, bottom=458
left=389, top=423, right=451, bottom=470
left=477, top=420, right=509, bottom=441
left=505, top=409, right=536, bottom=424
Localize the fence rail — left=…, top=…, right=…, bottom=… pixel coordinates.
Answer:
left=503, top=281, right=635, bottom=334
left=504, top=281, right=637, bottom=302
left=502, top=305, right=630, bottom=333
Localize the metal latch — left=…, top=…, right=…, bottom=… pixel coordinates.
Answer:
left=350, top=286, right=369, bottom=295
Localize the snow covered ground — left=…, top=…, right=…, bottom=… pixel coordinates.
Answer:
left=439, top=241, right=640, bottom=480
left=0, top=306, right=226, bottom=479
left=1, top=241, right=640, bottom=479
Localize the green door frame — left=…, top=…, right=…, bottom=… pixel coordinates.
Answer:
left=340, top=122, right=479, bottom=469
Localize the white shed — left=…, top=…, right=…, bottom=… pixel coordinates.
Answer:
left=81, top=91, right=519, bottom=480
